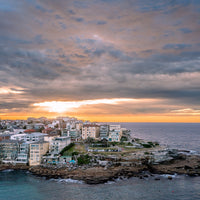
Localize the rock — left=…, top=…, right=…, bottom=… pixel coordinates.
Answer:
left=184, top=165, right=193, bottom=170
left=167, top=176, right=172, bottom=180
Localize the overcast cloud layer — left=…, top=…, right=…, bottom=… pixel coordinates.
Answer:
left=0, top=0, right=200, bottom=120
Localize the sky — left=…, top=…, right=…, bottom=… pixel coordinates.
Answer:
left=0, top=0, right=200, bottom=122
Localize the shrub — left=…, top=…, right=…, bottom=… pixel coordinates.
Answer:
left=77, top=154, right=91, bottom=165
left=60, top=143, right=75, bottom=156
left=85, top=137, right=95, bottom=144
left=120, top=136, right=128, bottom=142
left=72, top=151, right=79, bottom=156
left=141, top=143, right=152, bottom=148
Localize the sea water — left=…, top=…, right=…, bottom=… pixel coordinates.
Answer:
left=0, top=123, right=200, bottom=200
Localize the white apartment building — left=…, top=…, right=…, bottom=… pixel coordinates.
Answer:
left=108, top=124, right=122, bottom=142
left=11, top=132, right=46, bottom=142
left=50, top=136, right=71, bottom=153
left=109, top=124, right=121, bottom=131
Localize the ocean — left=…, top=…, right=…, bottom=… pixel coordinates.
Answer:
left=122, top=122, right=200, bottom=153
left=0, top=123, right=200, bottom=200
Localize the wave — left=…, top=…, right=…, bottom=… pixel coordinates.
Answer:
left=159, top=174, right=178, bottom=178
left=179, top=149, right=200, bottom=156
left=51, top=178, right=84, bottom=184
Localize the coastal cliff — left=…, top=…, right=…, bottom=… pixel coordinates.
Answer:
left=28, top=154, right=200, bottom=184
left=1, top=151, right=200, bottom=184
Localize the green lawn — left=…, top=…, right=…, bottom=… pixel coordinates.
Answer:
left=62, top=143, right=86, bottom=156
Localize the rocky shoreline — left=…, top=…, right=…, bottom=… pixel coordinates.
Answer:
left=1, top=151, right=200, bottom=184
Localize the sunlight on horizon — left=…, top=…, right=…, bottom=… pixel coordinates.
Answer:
left=33, top=98, right=149, bottom=113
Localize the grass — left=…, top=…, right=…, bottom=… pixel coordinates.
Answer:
left=60, top=141, right=160, bottom=157
left=61, top=143, right=86, bottom=156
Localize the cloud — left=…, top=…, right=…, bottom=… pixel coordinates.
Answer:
left=73, top=17, right=84, bottom=22
left=0, top=0, right=199, bottom=121
left=171, top=108, right=200, bottom=115
left=96, top=20, right=107, bottom=25
left=0, top=87, right=24, bottom=94
left=33, top=98, right=137, bottom=113
left=179, top=28, right=193, bottom=34
left=163, top=43, right=192, bottom=50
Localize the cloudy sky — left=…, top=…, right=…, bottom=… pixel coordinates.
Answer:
left=0, top=0, right=200, bottom=122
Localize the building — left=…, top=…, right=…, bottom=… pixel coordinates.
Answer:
left=50, top=136, right=71, bottom=153
left=42, top=128, right=54, bottom=134
left=24, top=129, right=37, bottom=134
left=99, top=125, right=109, bottom=140
left=26, top=124, right=34, bottom=130
left=108, top=124, right=122, bottom=142
left=75, top=123, right=83, bottom=131
left=0, top=134, right=10, bottom=141
left=68, top=129, right=81, bottom=139
left=109, top=124, right=121, bottom=131
left=44, top=134, right=59, bottom=143
left=29, top=141, right=49, bottom=166
left=11, top=132, right=46, bottom=142
left=33, top=123, right=44, bottom=130
left=10, top=133, right=27, bottom=141
left=108, top=130, right=122, bottom=142
left=0, top=140, right=21, bottom=162
left=82, top=124, right=100, bottom=140
left=16, top=142, right=30, bottom=164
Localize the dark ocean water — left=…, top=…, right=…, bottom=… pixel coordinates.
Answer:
left=121, top=123, right=200, bottom=152
left=0, top=170, right=200, bottom=200
left=0, top=123, right=200, bottom=200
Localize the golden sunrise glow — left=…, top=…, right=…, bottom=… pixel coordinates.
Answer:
left=33, top=98, right=141, bottom=113
left=171, top=108, right=200, bottom=115
left=1, top=112, right=199, bottom=123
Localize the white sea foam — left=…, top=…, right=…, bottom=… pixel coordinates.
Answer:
left=105, top=181, right=115, bottom=184
left=53, top=178, right=84, bottom=184
left=159, top=174, right=178, bottom=178
left=179, top=150, right=200, bottom=156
